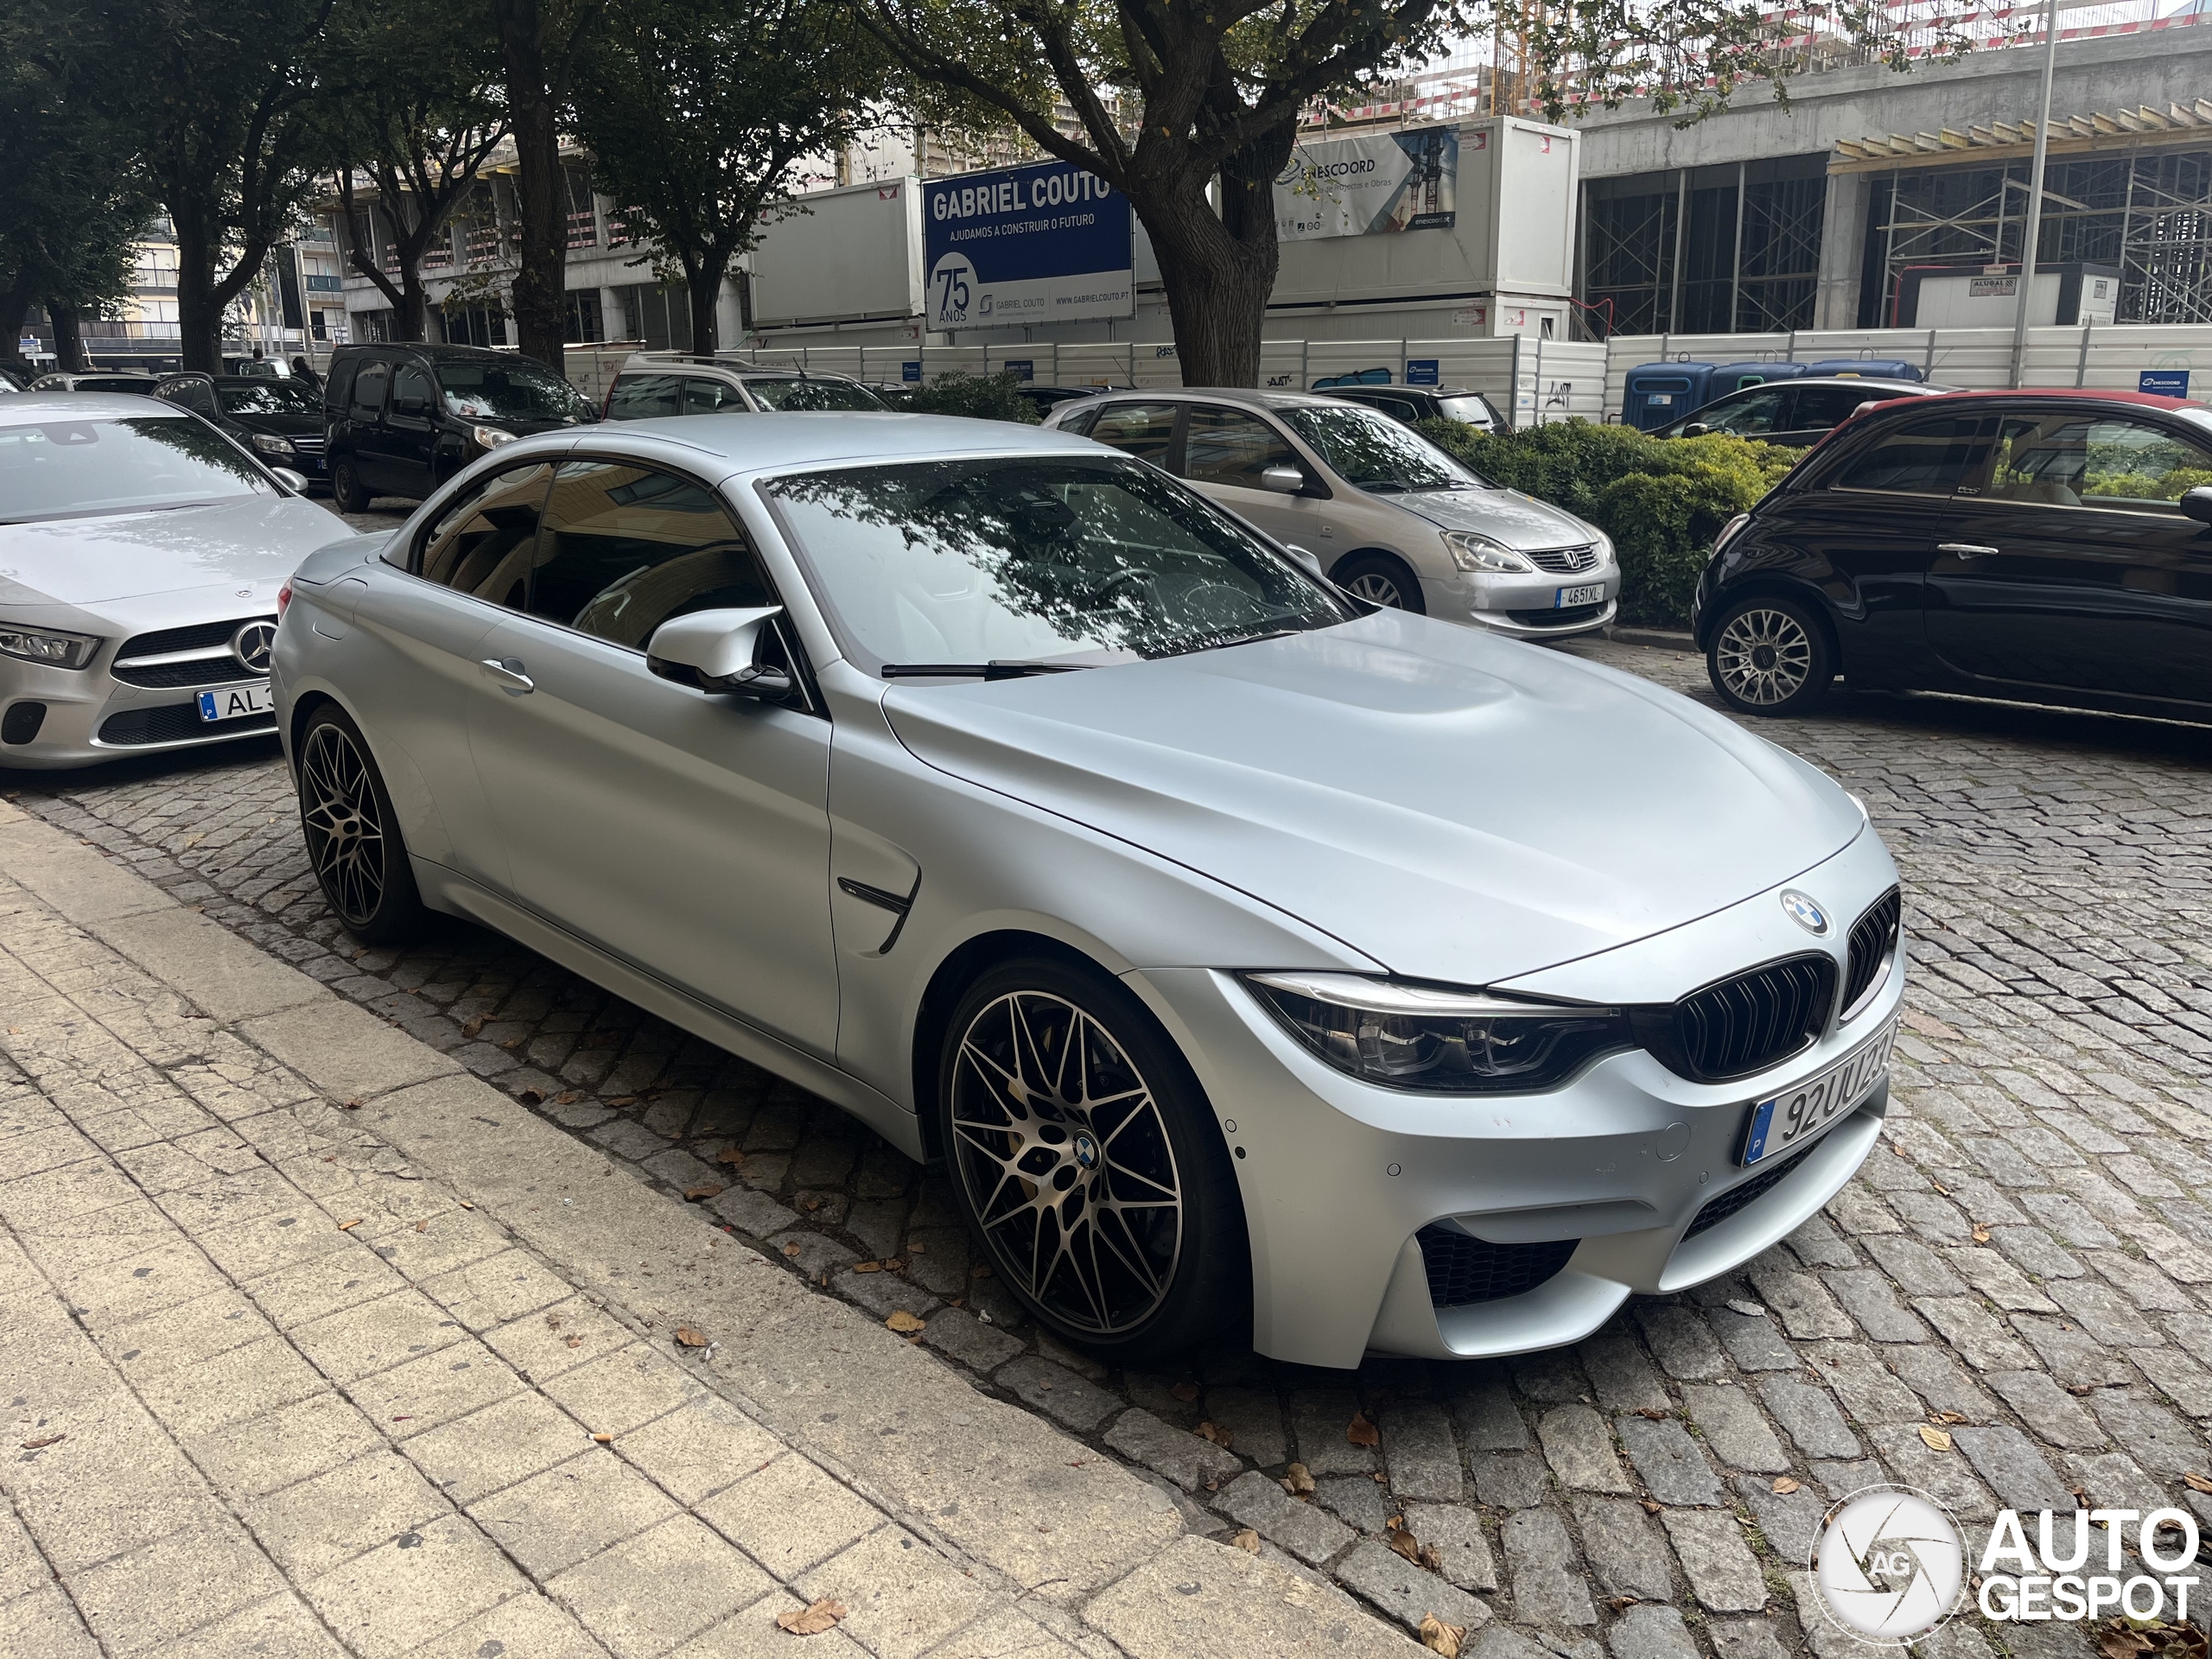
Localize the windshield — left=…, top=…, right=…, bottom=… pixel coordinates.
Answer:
left=1282, top=404, right=1485, bottom=493
left=0, top=416, right=276, bottom=523
left=437, top=360, right=593, bottom=423
left=218, top=380, right=320, bottom=415
left=744, top=378, right=887, bottom=412
left=764, top=456, right=1355, bottom=672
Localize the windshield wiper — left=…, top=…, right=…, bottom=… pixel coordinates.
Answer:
left=880, top=661, right=1092, bottom=680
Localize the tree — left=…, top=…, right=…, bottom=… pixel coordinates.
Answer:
left=29, top=0, right=346, bottom=372
left=579, top=0, right=881, bottom=354
left=323, top=0, right=509, bottom=340
left=861, top=1, right=1471, bottom=387
left=489, top=0, right=602, bottom=366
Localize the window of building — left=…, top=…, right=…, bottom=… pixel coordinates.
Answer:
left=565, top=289, right=605, bottom=344
left=613, top=283, right=692, bottom=352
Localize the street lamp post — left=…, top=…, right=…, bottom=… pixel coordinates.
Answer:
left=2009, top=0, right=2063, bottom=388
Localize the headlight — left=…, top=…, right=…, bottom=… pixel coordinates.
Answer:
left=250, top=433, right=296, bottom=457
left=1712, top=513, right=1751, bottom=559
left=471, top=425, right=518, bottom=450
left=1243, top=971, right=1632, bottom=1094
left=1592, top=530, right=1616, bottom=566
left=1443, top=531, right=1535, bottom=575
left=0, top=624, right=100, bottom=670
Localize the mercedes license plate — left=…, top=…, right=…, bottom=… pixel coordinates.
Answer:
left=196, top=683, right=274, bottom=723
left=1556, top=583, right=1605, bottom=607
left=1738, top=1017, right=1898, bottom=1166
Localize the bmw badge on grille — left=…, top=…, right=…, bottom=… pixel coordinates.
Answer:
left=1780, top=889, right=1830, bottom=935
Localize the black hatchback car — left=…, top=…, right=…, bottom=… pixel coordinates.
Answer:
left=155, top=372, right=329, bottom=480
left=1694, top=389, right=2212, bottom=722
left=1654, top=377, right=1946, bottom=448
left=324, top=342, right=594, bottom=510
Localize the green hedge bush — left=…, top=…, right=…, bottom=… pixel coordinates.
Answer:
left=898, top=371, right=1041, bottom=424
left=1416, top=418, right=1797, bottom=630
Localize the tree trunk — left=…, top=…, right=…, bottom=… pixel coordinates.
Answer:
left=494, top=0, right=569, bottom=369
left=173, top=209, right=225, bottom=372
left=398, top=263, right=429, bottom=341
left=1137, top=192, right=1275, bottom=388
left=687, top=261, right=726, bottom=357
left=48, top=303, right=87, bottom=372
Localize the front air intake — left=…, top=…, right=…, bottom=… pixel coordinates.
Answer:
left=1416, top=1227, right=1578, bottom=1308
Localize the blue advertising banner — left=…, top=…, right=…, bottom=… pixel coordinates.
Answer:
left=2141, top=368, right=2190, bottom=397
left=923, top=162, right=1133, bottom=330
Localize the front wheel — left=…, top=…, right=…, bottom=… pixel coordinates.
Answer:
left=938, top=957, right=1247, bottom=1363
left=330, top=455, right=370, bottom=514
left=297, top=705, right=428, bottom=944
left=1707, top=594, right=1836, bottom=717
left=1332, top=552, right=1427, bottom=614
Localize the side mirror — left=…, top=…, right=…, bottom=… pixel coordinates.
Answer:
left=1280, top=543, right=1327, bottom=582
left=1681, top=422, right=1712, bottom=438
left=645, top=606, right=792, bottom=700
left=1259, top=465, right=1306, bottom=495
left=270, top=467, right=309, bottom=493
left=2181, top=486, right=2212, bottom=524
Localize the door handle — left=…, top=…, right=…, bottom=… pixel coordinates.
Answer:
left=479, top=658, right=534, bottom=695
left=1937, top=543, right=1999, bottom=560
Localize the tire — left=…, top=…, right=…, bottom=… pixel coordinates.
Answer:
left=1707, top=593, right=1836, bottom=717
left=296, top=704, right=428, bottom=945
left=1332, top=551, right=1426, bottom=614
left=330, top=455, right=370, bottom=514
left=937, top=957, right=1247, bottom=1363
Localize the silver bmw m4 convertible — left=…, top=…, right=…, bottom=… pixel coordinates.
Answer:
left=274, top=414, right=1904, bottom=1368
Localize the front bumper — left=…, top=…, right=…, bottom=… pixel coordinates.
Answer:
left=1130, top=823, right=1902, bottom=1368
left=0, top=653, right=277, bottom=771
left=1423, top=564, right=1622, bottom=639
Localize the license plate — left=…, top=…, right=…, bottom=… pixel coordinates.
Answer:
left=196, top=683, right=273, bottom=723
left=1738, top=1017, right=1898, bottom=1166
left=1556, top=583, right=1605, bottom=607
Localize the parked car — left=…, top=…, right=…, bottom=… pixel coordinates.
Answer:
left=276, top=412, right=1904, bottom=1364
left=323, top=342, right=597, bottom=512
left=222, top=353, right=291, bottom=379
left=155, top=372, right=329, bottom=482
left=1015, top=385, right=1118, bottom=417
left=1045, top=387, right=1619, bottom=639
left=1319, top=383, right=1508, bottom=433
left=1696, top=388, right=2212, bottom=721
left=601, top=353, right=890, bottom=419
left=1652, top=377, right=1945, bottom=448
left=0, top=363, right=29, bottom=392
left=0, top=393, right=338, bottom=767
left=28, top=371, right=166, bottom=395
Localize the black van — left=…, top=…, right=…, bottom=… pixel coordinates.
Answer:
left=323, top=342, right=596, bottom=511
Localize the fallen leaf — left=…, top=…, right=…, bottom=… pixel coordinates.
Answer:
left=777, top=1598, right=848, bottom=1636
left=1918, top=1425, right=1953, bottom=1452
left=2183, top=1471, right=2212, bottom=1495
left=1346, top=1412, right=1380, bottom=1448
left=461, top=1017, right=485, bottom=1038
left=413, top=1218, right=428, bottom=1232
left=853, top=1262, right=884, bottom=1274
left=555, top=1090, right=578, bottom=1104
left=337, top=1218, right=362, bottom=1231
left=458, top=1200, right=474, bottom=1210
left=1641, top=1498, right=1662, bottom=1514
left=1772, top=1476, right=1801, bottom=1495
left=2066, top=1382, right=2097, bottom=1396
left=907, top=1242, right=925, bottom=1254
left=675, top=1326, right=708, bottom=1348
left=1196, top=1421, right=1232, bottom=1448
left=1170, top=1382, right=1199, bottom=1402
left=1419, top=1542, right=1442, bottom=1572
left=885, top=1257, right=906, bottom=1271
left=783, top=1242, right=803, bottom=1257
left=886, top=1311, right=925, bottom=1333
left=1232, top=1528, right=1260, bottom=1554
left=1283, top=1462, right=1316, bottom=1497
left=682, top=1184, right=722, bottom=1203
left=592, top=1432, right=613, bottom=1444
left=971, top=1264, right=993, bottom=1279
left=2100, top=1628, right=2153, bottom=1659
left=607, top=1095, right=638, bottom=1107
left=1933, top=1409, right=1967, bottom=1424
left=340, top=1097, right=361, bottom=1111
left=564, top=1334, right=582, bottom=1348
left=715, top=1147, right=746, bottom=1166
left=1387, top=1527, right=1421, bottom=1563
left=1633, top=1407, right=1668, bottom=1421
left=1971, top=1224, right=1992, bottom=1243
left=1419, top=1614, right=1465, bottom=1658
left=19, top=1434, right=65, bottom=1450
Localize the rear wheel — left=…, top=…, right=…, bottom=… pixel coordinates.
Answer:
left=1707, top=594, right=1835, bottom=717
left=937, top=957, right=1246, bottom=1363
left=330, top=455, right=369, bottom=514
left=297, top=705, right=427, bottom=944
left=1333, top=551, right=1426, bottom=614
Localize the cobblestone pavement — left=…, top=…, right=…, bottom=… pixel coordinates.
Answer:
left=8, top=506, right=2212, bottom=1657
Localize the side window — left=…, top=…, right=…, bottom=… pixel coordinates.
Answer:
left=682, top=377, right=744, bottom=415
left=392, top=364, right=435, bottom=417
left=606, top=374, right=681, bottom=420
left=351, top=362, right=390, bottom=418
left=1829, top=414, right=1995, bottom=497
left=1056, top=405, right=1099, bottom=437
left=1088, top=401, right=1179, bottom=463
left=326, top=358, right=358, bottom=410
left=1988, top=413, right=2212, bottom=512
left=531, top=460, right=774, bottom=650
left=1182, top=404, right=1301, bottom=489
left=1700, top=387, right=1787, bottom=435
left=414, top=461, right=556, bottom=602
left=1790, top=385, right=1875, bottom=433
left=1374, top=396, right=1421, bottom=424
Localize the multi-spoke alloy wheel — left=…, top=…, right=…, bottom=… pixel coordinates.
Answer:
left=1707, top=595, right=1834, bottom=717
left=1346, top=571, right=1405, bottom=607
left=948, top=990, right=1184, bottom=1337
left=296, top=708, right=426, bottom=944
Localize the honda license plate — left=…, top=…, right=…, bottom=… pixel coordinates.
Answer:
left=1738, top=1017, right=1898, bottom=1166
left=196, top=683, right=274, bottom=722
left=1556, top=584, right=1605, bottom=607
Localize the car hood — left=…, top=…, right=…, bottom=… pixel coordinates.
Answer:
left=1388, top=486, right=1598, bottom=550
left=0, top=496, right=353, bottom=607
left=880, top=613, right=1863, bottom=985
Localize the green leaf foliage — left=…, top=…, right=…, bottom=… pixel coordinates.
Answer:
left=897, top=371, right=1042, bottom=424
left=1417, top=418, right=1796, bottom=629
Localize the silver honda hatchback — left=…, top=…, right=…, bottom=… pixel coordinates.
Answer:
left=274, top=413, right=1903, bottom=1369
left=1044, top=387, right=1620, bottom=639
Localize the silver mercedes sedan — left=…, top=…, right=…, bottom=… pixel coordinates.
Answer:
left=0, top=393, right=340, bottom=767
left=274, top=414, right=1904, bottom=1368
